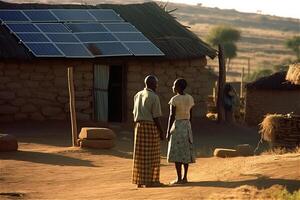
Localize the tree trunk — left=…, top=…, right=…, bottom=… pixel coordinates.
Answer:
left=217, top=44, right=226, bottom=123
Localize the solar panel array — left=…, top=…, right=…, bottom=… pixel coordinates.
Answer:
left=0, top=9, right=164, bottom=58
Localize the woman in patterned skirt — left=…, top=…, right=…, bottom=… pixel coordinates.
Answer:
left=166, top=78, right=195, bottom=184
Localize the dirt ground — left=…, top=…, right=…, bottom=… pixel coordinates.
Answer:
left=0, top=119, right=299, bottom=200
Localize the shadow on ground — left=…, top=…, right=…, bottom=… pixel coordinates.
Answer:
left=0, top=150, right=96, bottom=167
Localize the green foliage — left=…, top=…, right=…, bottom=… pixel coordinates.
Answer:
left=285, top=36, right=300, bottom=61
left=206, top=25, right=241, bottom=46
left=272, top=188, right=300, bottom=200
left=223, top=42, right=237, bottom=59
left=245, top=69, right=274, bottom=82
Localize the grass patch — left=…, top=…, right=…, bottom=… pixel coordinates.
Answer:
left=272, top=188, right=300, bottom=200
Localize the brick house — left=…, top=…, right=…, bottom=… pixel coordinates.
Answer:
left=0, top=1, right=217, bottom=123
left=245, top=71, right=300, bottom=126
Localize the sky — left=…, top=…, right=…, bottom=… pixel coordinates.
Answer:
left=160, top=0, right=300, bottom=19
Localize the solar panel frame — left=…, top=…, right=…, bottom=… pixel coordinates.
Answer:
left=24, top=42, right=64, bottom=57
left=75, top=33, right=118, bottom=43
left=103, top=22, right=139, bottom=32
left=65, top=23, right=108, bottom=33
left=50, top=9, right=96, bottom=22
left=0, top=10, right=30, bottom=22
left=123, top=41, right=164, bottom=56
left=15, top=33, right=50, bottom=43
left=88, top=9, right=124, bottom=22
left=4, top=23, right=41, bottom=33
left=46, top=33, right=80, bottom=43
left=55, top=43, right=93, bottom=58
left=23, top=10, right=58, bottom=22
left=35, top=23, right=71, bottom=33
left=84, top=41, right=133, bottom=57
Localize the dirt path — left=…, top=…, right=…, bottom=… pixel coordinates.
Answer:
left=0, top=121, right=299, bottom=199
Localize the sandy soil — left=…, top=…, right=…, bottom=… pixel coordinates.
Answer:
left=0, top=120, right=299, bottom=200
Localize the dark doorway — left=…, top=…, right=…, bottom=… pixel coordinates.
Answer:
left=108, top=65, right=124, bottom=122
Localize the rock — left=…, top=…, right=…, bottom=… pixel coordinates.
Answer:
left=42, top=106, right=62, bottom=116
left=15, top=113, right=27, bottom=120
left=79, top=138, right=114, bottom=149
left=235, top=144, right=254, bottom=156
left=77, top=113, right=91, bottom=121
left=30, top=112, right=45, bottom=121
left=21, top=104, right=37, bottom=113
left=0, top=91, right=15, bottom=100
left=0, top=105, right=18, bottom=114
left=214, top=148, right=238, bottom=158
left=0, top=134, right=18, bottom=151
left=79, top=127, right=116, bottom=140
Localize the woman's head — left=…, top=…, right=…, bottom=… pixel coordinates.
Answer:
left=172, top=78, right=187, bottom=94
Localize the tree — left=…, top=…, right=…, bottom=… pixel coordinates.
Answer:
left=206, top=25, right=241, bottom=71
left=285, top=36, right=300, bottom=61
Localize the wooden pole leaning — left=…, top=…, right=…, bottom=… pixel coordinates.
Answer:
left=68, top=67, right=78, bottom=147
left=217, top=44, right=226, bottom=123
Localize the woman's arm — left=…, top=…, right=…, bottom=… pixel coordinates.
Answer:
left=166, top=105, right=176, bottom=141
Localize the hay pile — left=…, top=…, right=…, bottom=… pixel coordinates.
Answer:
left=259, top=113, right=300, bottom=148
left=286, top=63, right=300, bottom=85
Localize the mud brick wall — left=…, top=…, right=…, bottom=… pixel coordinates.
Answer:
left=126, top=58, right=217, bottom=120
left=245, top=89, right=300, bottom=126
left=0, top=60, right=93, bottom=122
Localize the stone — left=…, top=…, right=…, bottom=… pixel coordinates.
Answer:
left=28, top=98, right=53, bottom=106
left=128, top=65, right=141, bottom=72
left=0, top=115, right=14, bottom=122
left=0, top=105, right=18, bottom=114
left=16, top=89, right=31, bottom=97
left=0, top=91, right=15, bottom=100
left=75, top=90, right=91, bottom=98
left=6, top=82, right=22, bottom=89
left=42, top=106, right=63, bottom=116
left=53, top=68, right=67, bottom=77
left=54, top=77, right=68, bottom=87
left=83, top=72, right=93, bottom=80
left=57, top=96, right=69, bottom=104
left=77, top=113, right=91, bottom=121
left=79, top=127, right=116, bottom=140
left=0, top=134, right=18, bottom=152
left=235, top=144, right=254, bottom=156
left=0, top=76, right=10, bottom=83
left=5, top=70, right=19, bottom=76
left=82, top=108, right=93, bottom=114
left=35, top=92, right=57, bottom=101
left=79, top=139, right=115, bottom=149
left=15, top=113, right=27, bottom=120
left=76, top=101, right=91, bottom=110
left=30, top=74, right=45, bottom=81
left=35, top=66, right=50, bottom=73
left=24, top=80, right=39, bottom=88
left=21, top=104, right=37, bottom=113
left=213, top=148, right=238, bottom=158
left=30, top=112, right=45, bottom=121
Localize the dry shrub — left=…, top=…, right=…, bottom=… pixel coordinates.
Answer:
left=259, top=114, right=283, bottom=142
left=286, top=63, right=300, bottom=85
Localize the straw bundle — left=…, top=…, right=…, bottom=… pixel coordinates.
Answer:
left=286, top=63, right=300, bottom=85
left=259, top=113, right=300, bottom=148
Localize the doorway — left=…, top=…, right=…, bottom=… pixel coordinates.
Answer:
left=94, top=64, right=125, bottom=122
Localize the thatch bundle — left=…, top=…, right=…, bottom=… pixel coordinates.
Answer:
left=286, top=63, right=300, bottom=85
left=259, top=113, right=300, bottom=148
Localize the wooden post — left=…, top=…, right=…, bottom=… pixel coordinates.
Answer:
left=217, top=44, right=226, bottom=123
left=68, top=67, right=78, bottom=147
left=240, top=67, right=244, bottom=98
left=247, top=57, right=250, bottom=75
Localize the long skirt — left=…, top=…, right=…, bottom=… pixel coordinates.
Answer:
left=132, top=121, right=160, bottom=185
left=167, top=120, right=195, bottom=164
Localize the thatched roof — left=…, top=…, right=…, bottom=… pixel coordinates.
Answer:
left=246, top=71, right=300, bottom=90
left=286, top=63, right=300, bottom=85
left=0, top=1, right=217, bottom=60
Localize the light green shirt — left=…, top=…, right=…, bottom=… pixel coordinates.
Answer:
left=133, top=88, right=162, bottom=122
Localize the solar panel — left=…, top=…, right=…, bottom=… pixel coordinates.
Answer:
left=124, top=42, right=164, bottom=56
left=23, top=10, right=58, bottom=22
left=56, top=43, right=92, bottom=57
left=88, top=9, right=123, bottom=22
left=66, top=23, right=107, bottom=33
left=46, top=33, right=79, bottom=43
left=75, top=33, right=117, bottom=42
left=51, top=9, right=95, bottom=22
left=16, top=33, right=49, bottom=42
left=84, top=42, right=132, bottom=56
left=25, top=43, right=63, bottom=57
left=0, top=10, right=29, bottom=22
left=103, top=23, right=139, bottom=32
left=114, top=32, right=148, bottom=41
left=35, top=23, right=70, bottom=33
left=5, top=23, right=40, bottom=33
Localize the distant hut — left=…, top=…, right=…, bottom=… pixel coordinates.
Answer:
left=0, top=2, right=217, bottom=123
left=245, top=70, right=300, bottom=126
